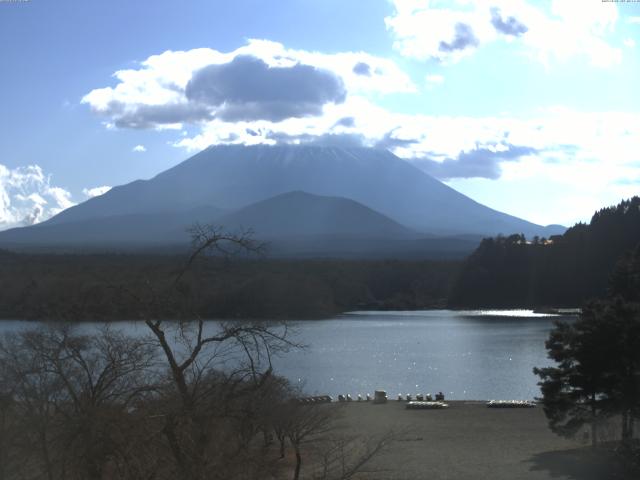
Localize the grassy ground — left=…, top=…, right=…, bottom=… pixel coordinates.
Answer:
left=313, top=401, right=635, bottom=480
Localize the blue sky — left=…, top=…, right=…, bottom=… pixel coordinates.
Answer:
left=1, top=0, right=639, bottom=230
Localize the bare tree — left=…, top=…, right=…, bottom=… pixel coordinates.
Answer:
left=280, top=401, right=402, bottom=480
left=284, top=403, right=335, bottom=480
left=128, top=224, right=298, bottom=480
left=0, top=325, right=158, bottom=480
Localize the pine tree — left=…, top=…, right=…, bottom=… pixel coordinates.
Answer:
left=534, top=304, right=619, bottom=446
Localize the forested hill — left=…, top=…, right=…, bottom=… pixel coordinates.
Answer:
left=0, top=253, right=459, bottom=321
left=449, top=197, right=640, bottom=308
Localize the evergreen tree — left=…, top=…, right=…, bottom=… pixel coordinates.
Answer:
left=451, top=196, right=640, bottom=308
left=534, top=303, right=619, bottom=446
left=601, top=300, right=640, bottom=445
left=535, top=251, right=640, bottom=448
left=609, top=244, right=640, bottom=303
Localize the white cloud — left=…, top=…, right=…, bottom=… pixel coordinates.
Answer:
left=169, top=91, right=640, bottom=180
left=385, top=0, right=622, bottom=68
left=82, top=186, right=112, bottom=198
left=132, top=144, right=147, bottom=152
left=0, top=164, right=76, bottom=231
left=534, top=0, right=621, bottom=68
left=385, top=1, right=489, bottom=63
left=627, top=16, right=640, bottom=25
left=624, top=38, right=636, bottom=48
left=446, top=108, right=640, bottom=224
left=82, top=39, right=415, bottom=130
left=425, top=74, right=445, bottom=85
left=46, top=187, right=75, bottom=212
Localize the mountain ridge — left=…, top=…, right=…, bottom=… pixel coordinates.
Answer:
left=43, top=144, right=563, bottom=237
left=215, top=190, right=416, bottom=239
left=0, top=191, right=423, bottom=252
left=0, top=145, right=565, bottom=256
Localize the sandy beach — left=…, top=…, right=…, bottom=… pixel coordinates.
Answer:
left=319, top=401, right=635, bottom=480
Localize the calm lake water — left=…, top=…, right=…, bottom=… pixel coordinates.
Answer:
left=0, top=310, right=576, bottom=401
left=272, top=310, right=575, bottom=401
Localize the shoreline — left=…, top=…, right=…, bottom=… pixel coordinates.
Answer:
left=0, top=306, right=582, bottom=323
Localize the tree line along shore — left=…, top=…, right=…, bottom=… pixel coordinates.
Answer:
left=0, top=251, right=459, bottom=321
left=3, top=196, right=640, bottom=321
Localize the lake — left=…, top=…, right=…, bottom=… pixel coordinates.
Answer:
left=0, top=309, right=575, bottom=401
left=271, top=309, right=575, bottom=401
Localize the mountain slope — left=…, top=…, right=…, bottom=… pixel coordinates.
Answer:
left=43, top=144, right=563, bottom=237
left=216, top=191, right=415, bottom=238
left=0, top=192, right=421, bottom=253
left=0, top=206, right=224, bottom=247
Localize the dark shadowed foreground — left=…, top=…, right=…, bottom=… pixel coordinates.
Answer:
left=326, top=401, right=637, bottom=480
